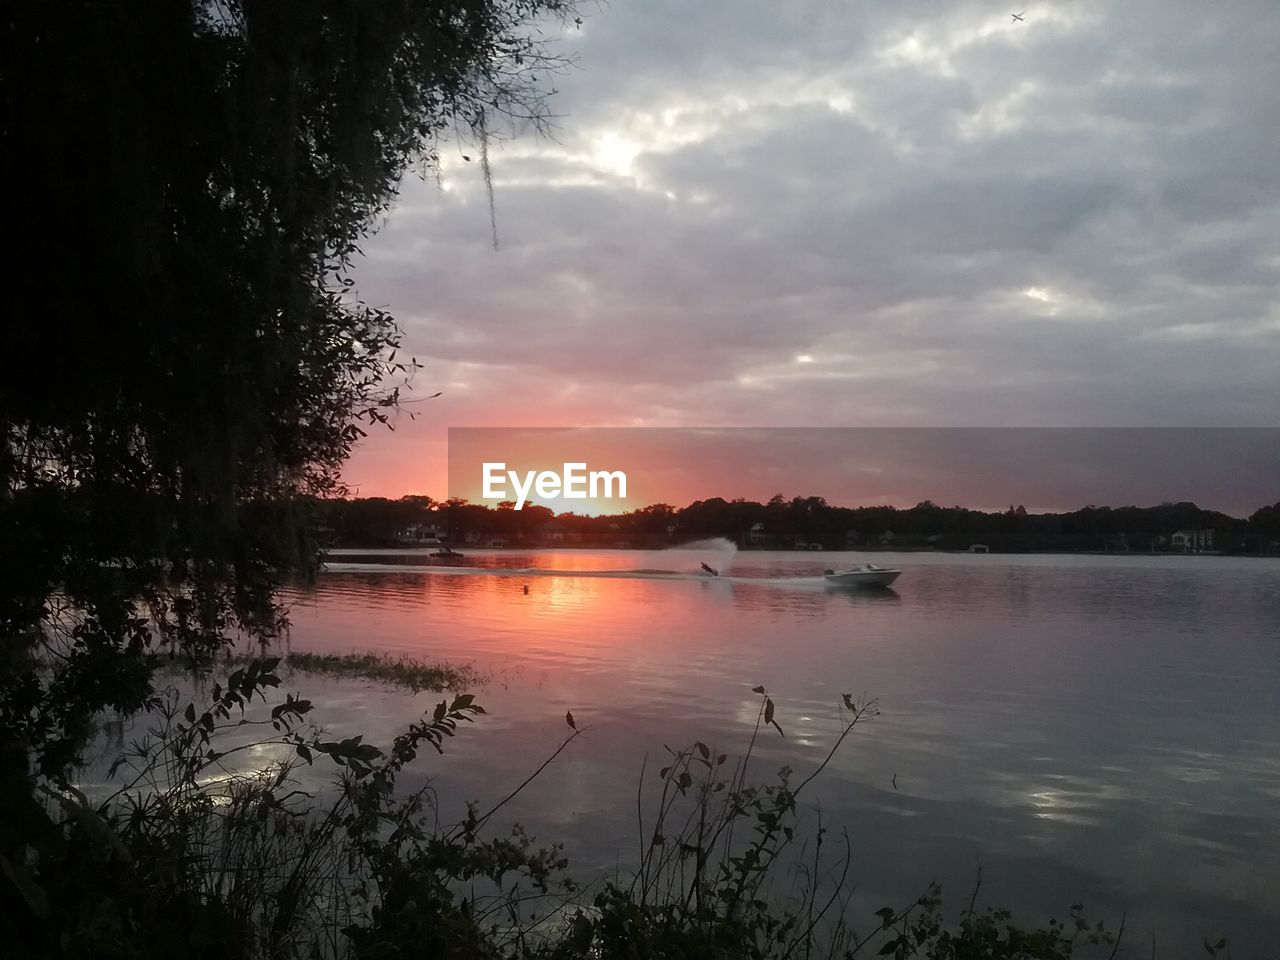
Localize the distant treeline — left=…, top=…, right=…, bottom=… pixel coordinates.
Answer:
left=318, top=495, right=1280, bottom=554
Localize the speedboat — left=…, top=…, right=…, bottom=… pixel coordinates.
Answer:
left=823, top=563, right=900, bottom=588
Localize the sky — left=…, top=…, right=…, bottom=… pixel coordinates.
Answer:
left=343, top=0, right=1280, bottom=505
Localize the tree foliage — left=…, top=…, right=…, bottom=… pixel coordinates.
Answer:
left=319, top=495, right=1280, bottom=553
left=1, top=0, right=573, bottom=773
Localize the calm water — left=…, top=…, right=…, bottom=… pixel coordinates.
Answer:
left=278, top=548, right=1279, bottom=952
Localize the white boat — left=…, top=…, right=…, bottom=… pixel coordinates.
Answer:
left=823, top=564, right=901, bottom=588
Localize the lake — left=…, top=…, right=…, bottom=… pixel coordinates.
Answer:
left=278, top=547, right=1279, bottom=953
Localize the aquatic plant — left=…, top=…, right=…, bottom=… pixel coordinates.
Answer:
left=2, top=666, right=1130, bottom=959
left=546, top=688, right=1116, bottom=960
left=185, top=650, right=483, bottom=695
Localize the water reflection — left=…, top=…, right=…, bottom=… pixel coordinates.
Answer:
left=270, top=551, right=1280, bottom=949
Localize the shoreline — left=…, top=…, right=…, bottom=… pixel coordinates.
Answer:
left=328, top=544, right=1275, bottom=558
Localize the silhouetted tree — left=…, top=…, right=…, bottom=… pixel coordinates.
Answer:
left=0, top=0, right=576, bottom=890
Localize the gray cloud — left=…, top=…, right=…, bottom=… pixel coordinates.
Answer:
left=346, top=0, right=1280, bottom=496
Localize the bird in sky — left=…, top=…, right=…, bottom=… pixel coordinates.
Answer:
left=566, top=710, right=576, bottom=730
left=1011, top=11, right=1025, bottom=22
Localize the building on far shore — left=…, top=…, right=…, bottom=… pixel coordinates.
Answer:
left=1171, top=528, right=1214, bottom=553
left=399, top=523, right=445, bottom=544
left=537, top=521, right=567, bottom=543
left=746, top=522, right=786, bottom=549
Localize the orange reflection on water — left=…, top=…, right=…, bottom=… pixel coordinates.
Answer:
left=278, top=549, right=1280, bottom=951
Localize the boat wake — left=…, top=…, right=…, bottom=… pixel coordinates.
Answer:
left=322, top=561, right=840, bottom=590
left=323, top=538, right=895, bottom=592
left=662, top=536, right=738, bottom=575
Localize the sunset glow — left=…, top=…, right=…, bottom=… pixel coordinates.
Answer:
left=431, top=428, right=1280, bottom=517
left=14, top=2, right=1280, bottom=954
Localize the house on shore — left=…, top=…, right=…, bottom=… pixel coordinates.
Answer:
left=398, top=523, right=446, bottom=545
left=746, top=522, right=786, bottom=549
left=1171, top=529, right=1214, bottom=553
left=537, top=521, right=567, bottom=543
left=535, top=521, right=583, bottom=545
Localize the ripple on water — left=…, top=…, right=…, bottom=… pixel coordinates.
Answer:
left=251, top=550, right=1280, bottom=948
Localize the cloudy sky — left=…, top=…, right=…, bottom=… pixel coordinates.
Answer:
left=345, top=0, right=1280, bottom=502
